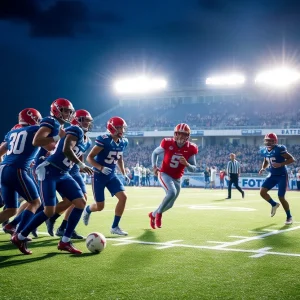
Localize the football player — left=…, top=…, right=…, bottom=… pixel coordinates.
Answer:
left=0, top=109, right=42, bottom=240
left=12, top=108, right=93, bottom=255
left=259, top=133, right=295, bottom=225
left=84, top=116, right=130, bottom=236
left=149, top=123, right=198, bottom=229
left=46, top=110, right=93, bottom=239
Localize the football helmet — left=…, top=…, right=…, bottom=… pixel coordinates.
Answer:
left=18, top=108, right=42, bottom=126
left=107, top=116, right=127, bottom=138
left=174, top=123, right=190, bottom=146
left=11, top=124, right=23, bottom=130
left=264, top=133, right=278, bottom=149
left=50, top=98, right=75, bottom=123
left=71, top=109, right=93, bottom=132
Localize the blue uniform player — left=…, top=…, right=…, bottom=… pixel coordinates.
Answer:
left=11, top=98, right=76, bottom=255
left=259, top=133, right=295, bottom=225
left=46, top=110, right=92, bottom=239
left=84, top=116, right=130, bottom=236
left=0, top=109, right=42, bottom=241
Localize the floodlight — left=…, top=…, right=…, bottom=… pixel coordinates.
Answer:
left=114, top=76, right=167, bottom=94
left=255, top=67, right=300, bottom=88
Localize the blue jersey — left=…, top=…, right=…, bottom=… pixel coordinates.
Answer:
left=1, top=126, right=40, bottom=170
left=47, top=125, right=91, bottom=172
left=94, top=134, right=128, bottom=173
left=34, top=116, right=61, bottom=167
left=261, top=144, right=288, bottom=176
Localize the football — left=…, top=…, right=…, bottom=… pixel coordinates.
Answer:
left=86, top=232, right=106, bottom=253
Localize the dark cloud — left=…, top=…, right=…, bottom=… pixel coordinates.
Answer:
left=0, top=0, right=123, bottom=37
left=0, top=0, right=39, bottom=22
left=30, top=1, right=89, bottom=37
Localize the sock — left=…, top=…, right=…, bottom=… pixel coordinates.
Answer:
left=17, top=210, right=34, bottom=233
left=21, top=211, right=48, bottom=237
left=49, top=213, right=61, bottom=223
left=286, top=210, right=292, bottom=219
left=112, top=215, right=121, bottom=228
left=64, top=208, right=83, bottom=238
left=85, top=205, right=91, bottom=214
left=59, top=219, right=68, bottom=230
left=10, top=212, right=23, bottom=227
left=62, top=236, right=70, bottom=243
left=268, top=199, right=277, bottom=207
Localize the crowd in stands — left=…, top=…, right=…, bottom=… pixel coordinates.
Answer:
left=92, top=99, right=300, bottom=131
left=122, top=143, right=300, bottom=174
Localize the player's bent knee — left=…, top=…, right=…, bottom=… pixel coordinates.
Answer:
left=96, top=202, right=104, bottom=211
left=73, top=198, right=86, bottom=210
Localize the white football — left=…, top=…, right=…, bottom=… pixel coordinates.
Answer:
left=86, top=232, right=106, bottom=253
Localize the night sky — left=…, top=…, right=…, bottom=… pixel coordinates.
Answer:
left=1, top=0, right=300, bottom=138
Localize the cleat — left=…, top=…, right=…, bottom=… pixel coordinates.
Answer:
left=82, top=207, right=91, bottom=226
left=71, top=230, right=84, bottom=240
left=57, top=240, right=82, bottom=254
left=225, top=197, right=231, bottom=200
left=45, top=219, right=55, bottom=236
left=31, top=228, right=38, bottom=238
left=110, top=226, right=128, bottom=236
left=271, top=203, right=280, bottom=217
left=148, top=212, right=156, bottom=229
left=285, top=217, right=293, bottom=225
left=2, top=219, right=9, bottom=227
left=155, top=213, right=162, bottom=228
left=3, top=224, right=16, bottom=235
left=56, top=228, right=65, bottom=237
left=242, top=191, right=245, bottom=199
left=11, top=234, right=32, bottom=255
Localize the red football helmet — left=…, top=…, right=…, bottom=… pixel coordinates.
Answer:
left=264, top=133, right=278, bottom=149
left=174, top=123, right=191, bottom=146
left=71, top=109, right=93, bottom=132
left=107, top=116, right=127, bottom=138
left=18, top=108, right=42, bottom=126
left=11, top=124, right=23, bottom=130
left=50, top=98, right=75, bottom=123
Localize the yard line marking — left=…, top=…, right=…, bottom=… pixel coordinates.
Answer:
left=249, top=247, right=273, bottom=258
left=107, top=237, right=300, bottom=258
left=229, top=236, right=251, bottom=239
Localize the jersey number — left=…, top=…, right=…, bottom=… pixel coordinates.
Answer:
left=7, top=131, right=28, bottom=155
left=170, top=155, right=182, bottom=168
left=266, top=157, right=276, bottom=166
left=63, top=146, right=83, bottom=167
left=104, top=151, right=122, bottom=164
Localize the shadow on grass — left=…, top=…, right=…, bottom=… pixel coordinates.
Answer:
left=0, top=252, right=57, bottom=268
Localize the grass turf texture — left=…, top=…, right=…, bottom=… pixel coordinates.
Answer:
left=1, top=187, right=300, bottom=299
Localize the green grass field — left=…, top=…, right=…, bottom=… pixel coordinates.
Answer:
left=1, top=187, right=300, bottom=300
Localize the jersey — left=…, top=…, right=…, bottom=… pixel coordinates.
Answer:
left=1, top=126, right=40, bottom=170
left=47, top=125, right=91, bottom=172
left=261, top=144, right=288, bottom=176
left=94, top=134, right=128, bottom=174
left=160, top=138, right=198, bottom=179
left=34, top=116, right=61, bottom=167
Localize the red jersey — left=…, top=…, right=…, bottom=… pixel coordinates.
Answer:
left=160, top=138, right=198, bottom=179
left=219, top=171, right=226, bottom=180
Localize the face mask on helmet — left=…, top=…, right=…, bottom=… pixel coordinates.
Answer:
left=107, top=117, right=127, bottom=138
left=174, top=123, right=190, bottom=146
left=51, top=98, right=75, bottom=123
left=264, top=133, right=278, bottom=150
left=71, top=110, right=93, bottom=132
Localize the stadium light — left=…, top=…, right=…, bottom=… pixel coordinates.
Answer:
left=114, top=76, right=167, bottom=94
left=255, top=67, right=300, bottom=88
left=205, top=74, right=245, bottom=86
